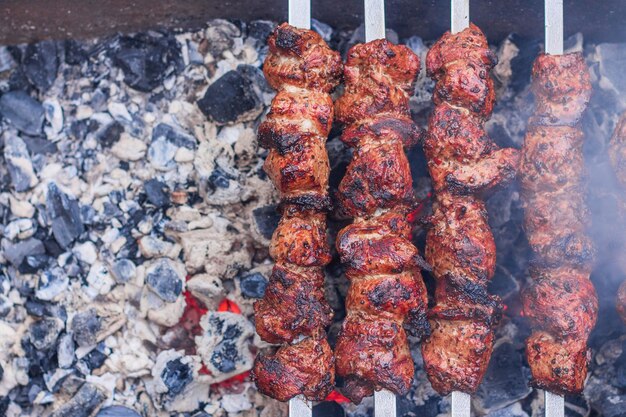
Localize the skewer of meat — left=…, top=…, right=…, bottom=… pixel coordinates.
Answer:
left=251, top=22, right=342, bottom=402
left=420, top=22, right=520, bottom=398
left=519, top=13, right=598, bottom=402
left=609, top=112, right=626, bottom=324
left=332, top=29, right=430, bottom=404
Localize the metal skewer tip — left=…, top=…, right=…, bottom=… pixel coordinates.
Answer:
left=374, top=390, right=397, bottom=417
left=545, top=391, right=565, bottom=417
left=451, top=391, right=471, bottom=417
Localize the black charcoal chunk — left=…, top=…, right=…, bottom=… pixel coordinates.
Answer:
left=36, top=267, right=69, bottom=301
left=313, top=402, right=346, bottom=417
left=64, top=40, right=88, bottom=65
left=22, top=136, right=58, bottom=155
left=97, top=121, right=124, bottom=148
left=97, top=406, right=141, bottom=417
left=0, top=91, right=45, bottom=135
left=144, top=179, right=170, bottom=208
left=146, top=259, right=183, bottom=302
left=197, top=70, right=262, bottom=125
left=82, top=348, right=107, bottom=370
left=151, top=123, right=197, bottom=149
left=4, top=237, right=45, bottom=268
left=49, top=383, right=106, bottom=417
left=111, top=259, right=136, bottom=283
left=29, top=317, right=63, bottom=350
left=3, top=132, right=38, bottom=192
left=247, top=20, right=275, bottom=43
left=46, top=183, right=85, bottom=248
left=205, top=19, right=241, bottom=57
left=252, top=204, right=280, bottom=240
left=111, top=33, right=183, bottom=92
left=22, top=41, right=59, bottom=92
left=161, top=358, right=193, bottom=396
left=71, top=308, right=101, bottom=347
left=239, top=272, right=267, bottom=299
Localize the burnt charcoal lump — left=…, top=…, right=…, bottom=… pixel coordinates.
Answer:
left=97, top=406, right=141, bottom=417
left=49, top=383, right=106, bottom=417
left=161, top=358, right=193, bottom=396
left=197, top=70, right=262, bottom=125
left=252, top=204, right=280, bottom=240
left=144, top=179, right=170, bottom=208
left=28, top=317, right=63, bottom=350
left=111, top=33, right=183, bottom=92
left=0, top=91, right=45, bottom=135
left=151, top=123, right=197, bottom=150
left=146, top=258, right=183, bottom=302
left=46, top=183, right=85, bottom=248
left=22, top=40, right=59, bottom=92
left=3, top=131, right=38, bottom=192
left=3, top=238, right=45, bottom=268
left=71, top=308, right=101, bottom=347
left=239, top=272, right=268, bottom=299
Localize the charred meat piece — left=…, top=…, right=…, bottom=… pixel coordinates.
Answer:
left=520, top=52, right=597, bottom=395
left=252, top=23, right=342, bottom=401
left=421, top=24, right=520, bottom=395
left=609, top=113, right=626, bottom=323
left=333, top=39, right=429, bottom=404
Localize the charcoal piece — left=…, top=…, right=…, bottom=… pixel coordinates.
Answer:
left=252, top=204, right=280, bottom=240
left=197, top=70, right=262, bottom=125
left=4, top=237, right=45, bottom=268
left=3, top=132, right=38, bottom=192
left=196, top=312, right=254, bottom=382
left=205, top=19, right=241, bottom=57
left=147, top=135, right=178, bottom=171
left=161, top=358, right=193, bottom=396
left=18, top=253, right=49, bottom=274
left=0, top=91, right=45, bottom=135
left=146, top=259, right=183, bottom=302
left=36, top=267, right=69, bottom=301
left=71, top=308, right=101, bottom=347
left=0, top=296, right=10, bottom=317
left=49, top=383, right=106, bottom=417
left=46, top=183, right=85, bottom=248
left=97, top=121, right=124, bottom=148
left=29, top=317, right=63, bottom=350
left=64, top=40, right=88, bottom=65
left=22, top=136, right=58, bottom=155
left=247, top=20, right=275, bottom=43
left=151, top=123, right=197, bottom=149
left=57, top=333, right=75, bottom=368
left=111, top=259, right=136, bottom=283
left=144, top=179, right=170, bottom=208
left=597, top=395, right=626, bottom=417
left=239, top=272, right=268, bottom=299
left=111, top=33, right=183, bottom=92
left=82, top=348, right=107, bottom=370
left=96, top=406, right=141, bottom=417
left=475, top=342, right=532, bottom=412
left=313, top=401, right=346, bottom=417
left=22, top=40, right=59, bottom=92
left=208, top=167, right=235, bottom=190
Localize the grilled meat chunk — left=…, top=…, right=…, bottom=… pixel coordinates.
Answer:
left=520, top=52, right=598, bottom=395
left=333, top=39, right=429, bottom=404
left=421, top=24, right=520, bottom=395
left=252, top=23, right=342, bottom=401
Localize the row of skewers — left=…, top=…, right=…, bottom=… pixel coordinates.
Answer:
left=246, top=0, right=616, bottom=415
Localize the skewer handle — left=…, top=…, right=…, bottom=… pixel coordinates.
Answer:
left=451, top=0, right=470, bottom=34
left=374, top=390, right=396, bottom=417
left=545, top=0, right=564, bottom=54
left=364, top=0, right=386, bottom=41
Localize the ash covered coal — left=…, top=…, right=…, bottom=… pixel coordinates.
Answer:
left=0, top=17, right=625, bottom=417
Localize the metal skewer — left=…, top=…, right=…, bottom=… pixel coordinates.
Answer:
left=287, top=1, right=313, bottom=416
left=543, top=1, right=565, bottom=416
left=362, top=2, right=397, bottom=416
left=450, top=1, right=473, bottom=417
